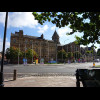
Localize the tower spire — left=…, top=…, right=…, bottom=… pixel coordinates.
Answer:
left=52, top=30, right=60, bottom=44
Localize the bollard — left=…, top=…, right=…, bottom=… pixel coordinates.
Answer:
left=93, top=62, right=95, bottom=68
left=13, top=69, right=17, bottom=81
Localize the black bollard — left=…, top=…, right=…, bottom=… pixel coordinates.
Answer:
left=13, top=69, right=17, bottom=81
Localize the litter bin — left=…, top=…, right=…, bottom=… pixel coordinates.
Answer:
left=76, top=69, right=100, bottom=87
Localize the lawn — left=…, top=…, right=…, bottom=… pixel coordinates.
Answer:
left=95, top=65, right=100, bottom=68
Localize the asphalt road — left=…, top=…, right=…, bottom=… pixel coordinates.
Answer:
left=3, top=62, right=100, bottom=79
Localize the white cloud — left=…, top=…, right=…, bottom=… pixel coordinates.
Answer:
left=57, top=26, right=72, bottom=37
left=51, top=25, right=56, bottom=30
left=0, top=37, right=10, bottom=52
left=0, top=12, right=38, bottom=28
left=0, top=12, right=6, bottom=25
left=37, top=25, right=49, bottom=33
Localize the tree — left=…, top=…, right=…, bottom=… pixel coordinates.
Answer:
left=5, top=47, right=19, bottom=63
left=73, top=51, right=81, bottom=59
left=67, top=52, right=73, bottom=59
left=97, top=49, right=100, bottom=56
left=57, top=49, right=67, bottom=60
left=26, top=49, right=38, bottom=60
left=32, top=12, right=100, bottom=45
left=5, top=47, right=38, bottom=63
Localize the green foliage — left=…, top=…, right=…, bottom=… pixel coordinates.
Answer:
left=5, top=47, right=38, bottom=61
left=67, top=52, right=73, bottom=59
left=26, top=49, right=38, bottom=59
left=57, top=49, right=67, bottom=59
left=5, top=47, right=19, bottom=60
left=32, top=12, right=100, bottom=45
left=97, top=49, right=100, bottom=56
left=73, top=51, right=81, bottom=59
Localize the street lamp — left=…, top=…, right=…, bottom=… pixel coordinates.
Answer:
left=32, top=41, right=33, bottom=64
left=48, top=41, right=49, bottom=62
left=64, top=39, right=69, bottom=63
left=0, top=12, right=8, bottom=87
left=40, top=42, right=41, bottom=64
left=25, top=40, right=27, bottom=59
left=92, top=44, right=95, bottom=67
left=55, top=43, right=57, bottom=63
left=18, top=43, right=20, bottom=66
left=62, top=45, right=63, bottom=63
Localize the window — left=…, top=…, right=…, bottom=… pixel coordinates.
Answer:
left=25, top=40, right=28, bottom=44
left=30, top=40, right=33, bottom=45
left=13, top=39, right=16, bottom=43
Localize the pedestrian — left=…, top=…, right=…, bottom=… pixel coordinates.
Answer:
left=25, top=58, right=27, bottom=65
left=68, top=59, right=70, bottom=64
left=75, top=59, right=76, bottom=63
left=23, top=58, right=25, bottom=66
left=78, top=59, right=80, bottom=63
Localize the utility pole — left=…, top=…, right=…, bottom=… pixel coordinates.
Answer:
left=25, top=41, right=26, bottom=59
left=32, top=41, right=33, bottom=64
left=48, top=41, right=49, bottom=62
left=64, top=39, right=69, bottom=63
left=40, top=42, right=41, bottom=63
left=0, top=12, right=8, bottom=87
left=18, top=43, right=20, bottom=66
left=93, top=44, right=95, bottom=67
left=56, top=43, right=57, bottom=63
left=62, top=45, right=63, bottom=63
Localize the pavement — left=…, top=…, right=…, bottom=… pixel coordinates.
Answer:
left=4, top=62, right=100, bottom=87
left=4, top=76, right=83, bottom=87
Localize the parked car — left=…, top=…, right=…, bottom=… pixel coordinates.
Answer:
left=94, top=59, right=100, bottom=62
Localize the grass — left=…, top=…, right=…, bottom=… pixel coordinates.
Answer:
left=95, top=65, right=100, bottom=68
left=44, top=63, right=64, bottom=64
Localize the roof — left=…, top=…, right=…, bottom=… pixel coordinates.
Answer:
left=24, top=35, right=39, bottom=39
left=52, top=30, right=59, bottom=37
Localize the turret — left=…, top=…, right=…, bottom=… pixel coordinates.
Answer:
left=52, top=30, right=60, bottom=44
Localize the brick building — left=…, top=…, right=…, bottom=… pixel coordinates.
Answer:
left=10, top=30, right=96, bottom=63
left=10, top=30, right=60, bottom=63
left=58, top=42, right=80, bottom=53
left=80, top=47, right=97, bottom=62
left=57, top=42, right=81, bottom=62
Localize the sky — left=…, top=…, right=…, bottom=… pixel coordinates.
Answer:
left=0, top=12, right=100, bottom=52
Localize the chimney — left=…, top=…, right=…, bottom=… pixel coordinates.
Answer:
left=19, top=30, right=23, bottom=36
left=41, top=34, right=44, bottom=39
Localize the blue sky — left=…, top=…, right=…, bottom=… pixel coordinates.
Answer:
left=0, top=12, right=100, bottom=52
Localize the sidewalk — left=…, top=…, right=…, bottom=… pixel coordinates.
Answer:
left=27, top=64, right=65, bottom=66
left=4, top=76, right=82, bottom=87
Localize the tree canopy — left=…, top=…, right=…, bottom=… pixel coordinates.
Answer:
left=5, top=47, right=38, bottom=61
left=33, top=12, right=100, bottom=45
left=57, top=49, right=67, bottom=60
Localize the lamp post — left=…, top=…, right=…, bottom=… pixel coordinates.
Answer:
left=64, top=39, right=69, bottom=63
left=48, top=41, right=49, bottom=62
left=0, top=12, right=8, bottom=87
left=25, top=41, right=26, bottom=59
left=56, top=43, right=57, bottom=63
left=40, top=42, right=41, bottom=64
left=93, top=44, right=95, bottom=67
left=32, top=41, right=33, bottom=64
left=18, top=43, right=20, bottom=66
left=62, top=45, right=63, bottom=63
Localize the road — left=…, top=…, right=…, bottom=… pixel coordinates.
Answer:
left=3, top=62, right=100, bottom=79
